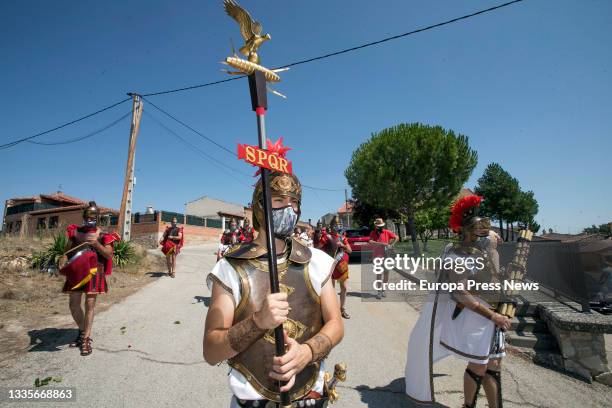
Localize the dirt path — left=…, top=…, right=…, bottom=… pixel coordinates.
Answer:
left=0, top=244, right=610, bottom=407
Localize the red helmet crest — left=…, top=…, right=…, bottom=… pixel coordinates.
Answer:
left=449, top=195, right=483, bottom=233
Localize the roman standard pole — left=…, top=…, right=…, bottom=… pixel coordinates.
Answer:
left=117, top=93, right=143, bottom=241
left=248, top=70, right=291, bottom=408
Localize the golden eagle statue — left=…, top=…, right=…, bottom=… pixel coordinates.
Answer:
left=223, top=0, right=271, bottom=64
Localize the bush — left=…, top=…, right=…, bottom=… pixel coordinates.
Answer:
left=32, top=234, right=70, bottom=272
left=113, top=240, right=136, bottom=268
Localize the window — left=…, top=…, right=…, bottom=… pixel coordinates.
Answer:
left=7, top=222, right=13, bottom=233
left=37, top=217, right=47, bottom=230
left=49, top=216, right=59, bottom=229
left=14, top=220, right=21, bottom=232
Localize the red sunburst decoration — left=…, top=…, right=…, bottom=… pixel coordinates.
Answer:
left=253, top=137, right=291, bottom=177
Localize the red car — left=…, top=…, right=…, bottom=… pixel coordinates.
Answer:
left=345, top=228, right=372, bottom=259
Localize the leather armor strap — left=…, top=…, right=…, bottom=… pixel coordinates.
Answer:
left=486, top=369, right=503, bottom=408
left=464, top=368, right=483, bottom=408
left=305, top=332, right=332, bottom=363
left=228, top=314, right=266, bottom=354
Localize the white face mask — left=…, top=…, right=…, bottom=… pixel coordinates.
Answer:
left=84, top=219, right=97, bottom=228
left=272, top=205, right=299, bottom=238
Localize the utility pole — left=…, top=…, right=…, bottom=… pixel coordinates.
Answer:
left=117, top=93, right=143, bottom=241
left=344, top=188, right=350, bottom=228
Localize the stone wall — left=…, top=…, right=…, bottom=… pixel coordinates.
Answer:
left=539, top=302, right=612, bottom=386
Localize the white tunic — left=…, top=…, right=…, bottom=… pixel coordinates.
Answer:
left=404, top=244, right=499, bottom=403
left=206, top=248, right=334, bottom=402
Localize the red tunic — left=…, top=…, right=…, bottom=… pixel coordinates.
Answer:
left=161, top=226, right=184, bottom=255
left=62, top=225, right=119, bottom=294
left=319, top=233, right=350, bottom=281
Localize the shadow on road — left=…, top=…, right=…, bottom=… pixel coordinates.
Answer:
left=27, top=328, right=78, bottom=352
left=193, top=296, right=211, bottom=307
left=145, top=272, right=167, bottom=278
left=355, top=377, right=449, bottom=407
left=347, top=291, right=378, bottom=299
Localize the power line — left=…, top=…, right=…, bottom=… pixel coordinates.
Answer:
left=26, top=111, right=131, bottom=146
left=143, top=103, right=346, bottom=192
left=141, top=96, right=236, bottom=156
left=0, top=1, right=524, bottom=151
left=303, top=184, right=345, bottom=192
left=275, top=0, right=524, bottom=70
left=143, top=110, right=253, bottom=188
left=142, top=77, right=244, bottom=97
left=141, top=0, right=525, bottom=97
left=0, top=97, right=131, bottom=150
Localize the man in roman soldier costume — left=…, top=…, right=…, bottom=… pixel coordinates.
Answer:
left=317, top=217, right=352, bottom=319
left=313, top=222, right=324, bottom=249
left=240, top=217, right=256, bottom=243
left=204, top=171, right=344, bottom=408
left=160, top=216, right=184, bottom=278
left=217, top=219, right=245, bottom=261
left=61, top=201, right=119, bottom=356
left=404, top=195, right=510, bottom=408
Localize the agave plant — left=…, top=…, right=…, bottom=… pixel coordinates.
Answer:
left=31, top=233, right=70, bottom=273
left=113, top=240, right=135, bottom=268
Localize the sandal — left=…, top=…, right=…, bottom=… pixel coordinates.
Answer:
left=80, top=337, right=93, bottom=356
left=69, top=330, right=84, bottom=348
left=341, top=308, right=351, bottom=319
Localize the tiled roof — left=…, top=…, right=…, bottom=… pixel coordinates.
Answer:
left=29, top=204, right=118, bottom=216
left=40, top=192, right=86, bottom=205
left=337, top=201, right=355, bottom=214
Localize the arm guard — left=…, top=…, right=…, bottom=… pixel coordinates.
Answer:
left=227, top=314, right=266, bottom=354
left=305, top=332, right=333, bottom=363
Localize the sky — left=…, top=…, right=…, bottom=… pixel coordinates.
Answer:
left=1, top=0, right=611, bottom=234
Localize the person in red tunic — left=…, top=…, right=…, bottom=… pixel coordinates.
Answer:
left=368, top=218, right=398, bottom=299
left=318, top=219, right=352, bottom=319
left=61, top=201, right=119, bottom=356
left=239, top=218, right=255, bottom=243
left=160, top=217, right=184, bottom=278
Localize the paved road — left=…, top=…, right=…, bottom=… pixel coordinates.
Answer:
left=1, top=244, right=610, bottom=407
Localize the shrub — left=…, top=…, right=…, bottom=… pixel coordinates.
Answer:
left=32, top=233, right=70, bottom=272
left=113, top=240, right=136, bottom=268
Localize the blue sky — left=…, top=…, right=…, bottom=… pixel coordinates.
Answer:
left=1, top=0, right=611, bottom=233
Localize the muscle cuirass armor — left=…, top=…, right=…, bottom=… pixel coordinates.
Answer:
left=444, top=243, right=503, bottom=308
left=225, top=238, right=324, bottom=402
left=322, top=233, right=340, bottom=258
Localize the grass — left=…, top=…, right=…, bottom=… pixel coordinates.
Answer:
left=394, top=238, right=453, bottom=258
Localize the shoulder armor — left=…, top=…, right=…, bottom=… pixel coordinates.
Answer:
left=224, top=241, right=267, bottom=259
left=289, top=236, right=312, bottom=264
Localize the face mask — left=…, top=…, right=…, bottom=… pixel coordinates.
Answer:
left=376, top=226, right=383, bottom=232
left=84, top=219, right=97, bottom=228
left=171, top=222, right=177, bottom=227
left=230, top=225, right=237, bottom=232
left=272, top=205, right=299, bottom=238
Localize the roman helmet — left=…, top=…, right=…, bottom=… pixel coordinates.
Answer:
left=251, top=171, right=302, bottom=230
left=449, top=195, right=491, bottom=239
left=82, top=201, right=100, bottom=224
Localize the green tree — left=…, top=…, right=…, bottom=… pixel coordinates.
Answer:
left=475, top=163, right=540, bottom=240
left=583, top=223, right=612, bottom=236
left=414, top=206, right=450, bottom=252
left=345, top=123, right=477, bottom=255
left=513, top=190, right=540, bottom=235
left=352, top=199, right=400, bottom=229
left=475, top=163, right=520, bottom=241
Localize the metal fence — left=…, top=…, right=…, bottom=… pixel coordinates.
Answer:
left=498, top=240, right=612, bottom=312
left=129, top=211, right=222, bottom=229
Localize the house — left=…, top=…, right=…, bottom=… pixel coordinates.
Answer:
left=2, top=192, right=117, bottom=237
left=185, top=196, right=252, bottom=230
